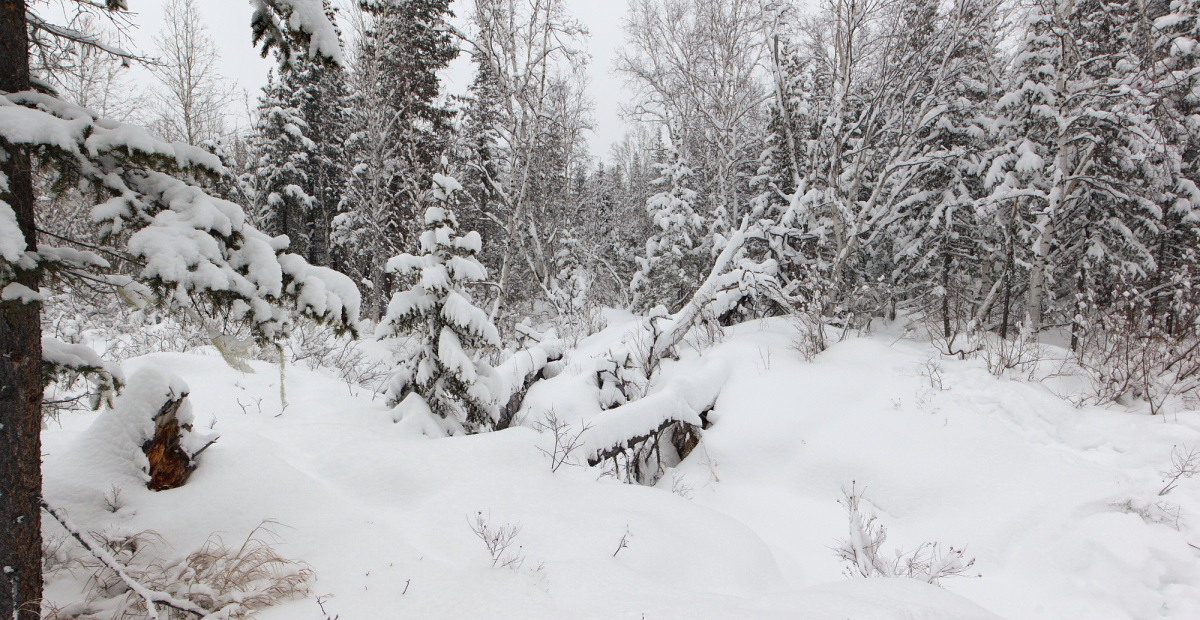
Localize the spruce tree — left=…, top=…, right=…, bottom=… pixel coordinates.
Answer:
left=340, top=0, right=458, bottom=316
left=380, top=174, right=501, bottom=434
left=631, top=147, right=708, bottom=313
left=252, top=0, right=350, bottom=266
left=890, top=0, right=1001, bottom=336
left=254, top=68, right=317, bottom=257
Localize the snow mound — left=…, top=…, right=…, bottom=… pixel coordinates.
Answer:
left=40, top=319, right=1200, bottom=619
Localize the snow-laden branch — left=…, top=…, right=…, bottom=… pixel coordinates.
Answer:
left=41, top=501, right=232, bottom=620
left=584, top=356, right=728, bottom=465
left=25, top=11, right=140, bottom=61
left=647, top=217, right=750, bottom=374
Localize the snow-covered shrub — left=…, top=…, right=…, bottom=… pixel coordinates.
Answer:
left=43, top=520, right=311, bottom=620
left=379, top=174, right=502, bottom=433
left=1072, top=298, right=1200, bottom=415
left=835, top=485, right=976, bottom=586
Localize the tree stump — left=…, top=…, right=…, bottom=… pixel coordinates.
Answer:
left=142, top=391, right=199, bottom=491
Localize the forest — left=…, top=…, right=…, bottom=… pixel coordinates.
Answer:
left=2, top=0, right=1200, bottom=618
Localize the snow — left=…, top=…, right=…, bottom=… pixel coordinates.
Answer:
left=42, top=336, right=125, bottom=384
left=0, top=199, right=26, bottom=262
left=40, top=318, right=1200, bottom=619
left=441, top=291, right=501, bottom=345
left=251, top=0, right=346, bottom=65
left=1, top=282, right=40, bottom=303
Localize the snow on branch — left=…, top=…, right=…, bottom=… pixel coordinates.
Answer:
left=250, top=0, right=345, bottom=68
left=583, top=357, right=727, bottom=466
left=0, top=92, right=361, bottom=343
left=42, top=335, right=125, bottom=410
left=25, top=10, right=140, bottom=60
left=41, top=501, right=225, bottom=620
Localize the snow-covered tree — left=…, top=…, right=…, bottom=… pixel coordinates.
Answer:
left=254, top=69, right=316, bottom=257
left=380, top=174, right=501, bottom=434
left=252, top=19, right=351, bottom=267
left=0, top=3, right=348, bottom=616
left=888, top=0, right=1002, bottom=337
left=632, top=146, right=708, bottom=312
left=337, top=0, right=458, bottom=318
left=987, top=0, right=1161, bottom=338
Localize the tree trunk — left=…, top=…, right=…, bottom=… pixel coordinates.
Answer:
left=1, top=2, right=44, bottom=617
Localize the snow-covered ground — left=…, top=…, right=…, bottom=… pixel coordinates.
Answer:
left=41, top=316, right=1200, bottom=619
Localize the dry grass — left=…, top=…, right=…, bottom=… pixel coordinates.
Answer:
left=44, top=522, right=311, bottom=620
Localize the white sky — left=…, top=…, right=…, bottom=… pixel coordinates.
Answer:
left=119, top=0, right=631, bottom=160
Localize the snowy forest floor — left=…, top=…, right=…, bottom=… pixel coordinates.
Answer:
left=40, top=314, right=1200, bottom=619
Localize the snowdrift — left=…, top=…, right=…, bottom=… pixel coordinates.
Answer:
left=41, top=316, right=1200, bottom=619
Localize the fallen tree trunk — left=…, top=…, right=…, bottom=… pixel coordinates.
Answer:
left=493, top=328, right=564, bottom=430
left=584, top=357, right=727, bottom=483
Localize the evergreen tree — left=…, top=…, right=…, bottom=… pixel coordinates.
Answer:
left=631, top=146, right=708, bottom=312
left=889, top=0, right=1002, bottom=336
left=254, top=68, right=317, bottom=257
left=354, top=0, right=457, bottom=222
left=252, top=0, right=351, bottom=266
left=988, top=0, right=1163, bottom=337
left=380, top=174, right=501, bottom=434
left=451, top=51, right=506, bottom=283
left=339, top=0, right=459, bottom=317
left=0, top=4, right=351, bottom=613
left=1145, top=0, right=1200, bottom=335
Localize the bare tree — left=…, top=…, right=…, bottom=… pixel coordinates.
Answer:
left=617, top=0, right=769, bottom=228
left=465, top=0, right=591, bottom=320
left=45, top=12, right=145, bottom=121
left=149, top=0, right=237, bottom=144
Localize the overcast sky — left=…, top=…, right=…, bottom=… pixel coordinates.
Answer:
left=119, top=0, right=630, bottom=160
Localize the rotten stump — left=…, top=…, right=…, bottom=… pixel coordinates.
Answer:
left=142, top=390, right=209, bottom=491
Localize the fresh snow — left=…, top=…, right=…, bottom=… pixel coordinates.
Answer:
left=0, top=198, right=25, bottom=261
left=41, top=317, right=1200, bottom=619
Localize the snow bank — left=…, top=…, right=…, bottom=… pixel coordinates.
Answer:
left=39, top=319, right=1200, bottom=619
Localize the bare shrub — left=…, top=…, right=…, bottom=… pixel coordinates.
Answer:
left=791, top=309, right=827, bottom=362
left=978, top=333, right=1051, bottom=379
left=1159, top=444, right=1200, bottom=496
left=533, top=409, right=591, bottom=473
left=1072, top=294, right=1200, bottom=416
left=281, top=322, right=389, bottom=397
left=468, top=512, right=524, bottom=569
left=612, top=527, right=631, bottom=558
left=1113, top=497, right=1183, bottom=530
left=834, top=484, right=976, bottom=586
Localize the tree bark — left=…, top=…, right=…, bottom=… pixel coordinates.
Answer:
left=1, top=2, right=44, bottom=617
left=144, top=392, right=199, bottom=491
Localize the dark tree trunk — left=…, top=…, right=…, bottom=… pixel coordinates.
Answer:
left=0, top=2, right=44, bottom=618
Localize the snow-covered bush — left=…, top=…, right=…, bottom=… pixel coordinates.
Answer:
left=835, top=485, right=976, bottom=586
left=379, top=174, right=502, bottom=433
